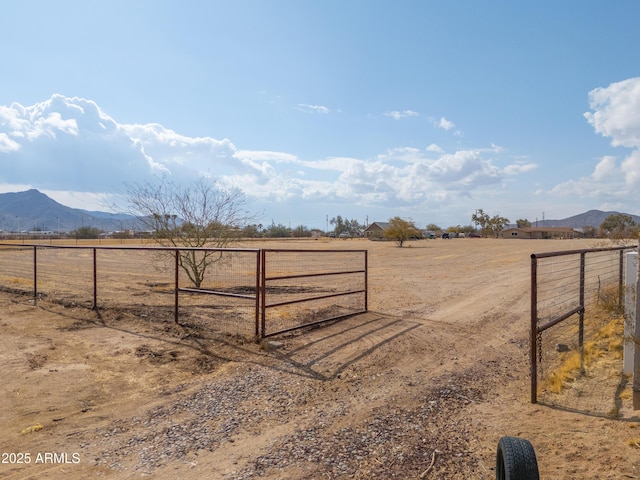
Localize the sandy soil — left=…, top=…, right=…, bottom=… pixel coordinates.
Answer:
left=0, top=238, right=639, bottom=479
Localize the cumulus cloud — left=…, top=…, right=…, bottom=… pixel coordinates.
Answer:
left=584, top=77, right=640, bottom=149
left=591, top=156, right=616, bottom=180
left=0, top=94, right=242, bottom=191
left=540, top=77, right=640, bottom=212
left=0, top=133, right=20, bottom=152
left=503, top=162, right=537, bottom=175
left=621, top=150, right=640, bottom=186
left=584, top=77, right=640, bottom=188
left=539, top=153, right=638, bottom=209
left=384, top=110, right=419, bottom=120
left=0, top=94, right=536, bottom=221
left=438, top=116, right=455, bottom=131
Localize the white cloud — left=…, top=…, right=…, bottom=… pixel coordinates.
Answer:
left=584, top=77, right=640, bottom=149
left=621, top=150, right=640, bottom=186
left=0, top=133, right=20, bottom=152
left=584, top=77, right=640, bottom=189
left=297, top=104, right=330, bottom=114
left=122, top=122, right=237, bottom=175
left=0, top=94, right=539, bottom=225
left=539, top=153, right=639, bottom=211
left=438, top=116, right=455, bottom=131
left=591, top=156, right=616, bottom=180
left=503, top=162, right=537, bottom=175
left=539, top=77, right=640, bottom=214
left=385, top=110, right=419, bottom=120
left=234, top=150, right=299, bottom=164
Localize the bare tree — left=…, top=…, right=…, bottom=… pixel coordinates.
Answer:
left=126, top=176, right=254, bottom=288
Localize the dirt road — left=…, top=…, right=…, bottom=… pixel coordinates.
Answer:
left=1, top=238, right=638, bottom=479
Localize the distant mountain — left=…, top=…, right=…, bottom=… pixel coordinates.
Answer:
left=534, top=209, right=640, bottom=229
left=2, top=189, right=639, bottom=233
left=0, top=189, right=138, bottom=232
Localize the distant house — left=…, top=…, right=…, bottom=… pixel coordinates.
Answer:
left=364, top=222, right=390, bottom=239
left=502, top=226, right=583, bottom=239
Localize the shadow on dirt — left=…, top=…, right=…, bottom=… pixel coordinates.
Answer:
left=31, top=296, right=422, bottom=382
left=537, top=374, right=640, bottom=422
left=269, top=311, right=423, bottom=380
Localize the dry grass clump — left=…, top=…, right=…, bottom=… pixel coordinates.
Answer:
left=542, top=306, right=624, bottom=395
left=627, top=438, right=640, bottom=449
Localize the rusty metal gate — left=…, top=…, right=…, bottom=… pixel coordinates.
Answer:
left=260, top=249, right=368, bottom=338
left=0, top=243, right=369, bottom=340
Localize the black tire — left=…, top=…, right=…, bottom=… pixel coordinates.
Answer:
left=496, top=436, right=539, bottom=480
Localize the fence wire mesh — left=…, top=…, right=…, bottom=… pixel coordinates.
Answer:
left=0, top=244, right=368, bottom=340
left=261, top=249, right=367, bottom=337
left=0, top=245, right=37, bottom=294
left=0, top=244, right=261, bottom=338
left=532, top=245, right=635, bottom=413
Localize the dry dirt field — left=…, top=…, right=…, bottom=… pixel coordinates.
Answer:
left=0, top=238, right=639, bottom=479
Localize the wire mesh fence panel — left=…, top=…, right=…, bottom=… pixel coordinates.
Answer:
left=0, top=244, right=261, bottom=338
left=536, top=312, right=624, bottom=415
left=36, top=247, right=95, bottom=305
left=531, top=245, right=635, bottom=408
left=0, top=244, right=368, bottom=340
left=535, top=253, right=582, bottom=324
left=536, top=313, right=580, bottom=396
left=0, top=245, right=35, bottom=295
left=584, top=250, right=622, bottom=309
left=261, top=249, right=367, bottom=337
left=176, top=249, right=260, bottom=338
left=93, top=248, right=177, bottom=326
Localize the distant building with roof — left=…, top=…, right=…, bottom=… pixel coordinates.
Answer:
left=502, top=226, right=583, bottom=239
left=363, top=222, right=390, bottom=239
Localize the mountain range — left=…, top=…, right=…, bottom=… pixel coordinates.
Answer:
left=0, top=189, right=137, bottom=233
left=0, top=189, right=638, bottom=233
left=532, top=210, right=640, bottom=229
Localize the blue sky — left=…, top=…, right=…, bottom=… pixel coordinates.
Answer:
left=1, top=1, right=639, bottom=230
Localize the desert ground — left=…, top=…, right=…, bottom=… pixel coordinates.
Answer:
left=0, top=237, right=638, bottom=480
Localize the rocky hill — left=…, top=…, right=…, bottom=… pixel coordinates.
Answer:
left=536, top=209, right=640, bottom=229
left=0, top=189, right=136, bottom=233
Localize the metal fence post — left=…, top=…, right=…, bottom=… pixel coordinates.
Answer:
left=174, top=249, right=179, bottom=324
left=530, top=253, right=538, bottom=404
left=260, top=249, right=267, bottom=339
left=579, top=252, right=586, bottom=374
left=255, top=249, right=260, bottom=339
left=364, top=250, right=368, bottom=311
left=93, top=247, right=98, bottom=310
left=33, top=246, right=37, bottom=305
left=634, top=239, right=640, bottom=410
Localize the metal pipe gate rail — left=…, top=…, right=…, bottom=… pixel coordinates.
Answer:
left=259, top=248, right=368, bottom=338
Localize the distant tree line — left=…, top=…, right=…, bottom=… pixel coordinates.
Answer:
left=65, top=211, right=639, bottom=243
